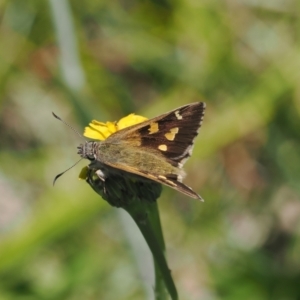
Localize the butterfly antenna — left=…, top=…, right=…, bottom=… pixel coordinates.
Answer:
left=52, top=112, right=84, bottom=139
left=53, top=157, right=84, bottom=185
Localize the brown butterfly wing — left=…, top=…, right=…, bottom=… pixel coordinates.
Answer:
left=103, top=102, right=205, bottom=200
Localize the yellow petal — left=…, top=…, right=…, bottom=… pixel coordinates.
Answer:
left=79, top=166, right=89, bottom=180
left=117, top=114, right=148, bottom=130
left=84, top=120, right=117, bottom=140
left=106, top=121, right=118, bottom=134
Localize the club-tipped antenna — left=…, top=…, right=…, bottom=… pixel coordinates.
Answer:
left=53, top=157, right=84, bottom=185
left=52, top=112, right=84, bottom=139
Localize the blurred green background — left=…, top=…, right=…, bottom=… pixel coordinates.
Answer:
left=0, top=0, right=300, bottom=299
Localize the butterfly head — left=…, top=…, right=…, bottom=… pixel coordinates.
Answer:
left=77, top=141, right=97, bottom=161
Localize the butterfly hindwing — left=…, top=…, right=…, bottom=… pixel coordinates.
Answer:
left=99, top=162, right=203, bottom=200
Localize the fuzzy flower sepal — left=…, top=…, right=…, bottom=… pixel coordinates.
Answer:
left=84, top=167, right=162, bottom=207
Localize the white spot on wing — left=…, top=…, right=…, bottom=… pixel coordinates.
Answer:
left=175, top=110, right=183, bottom=120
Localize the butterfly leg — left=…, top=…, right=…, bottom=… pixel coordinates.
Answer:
left=95, top=169, right=106, bottom=181
left=95, top=169, right=107, bottom=193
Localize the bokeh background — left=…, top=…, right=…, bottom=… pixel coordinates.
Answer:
left=1, top=0, right=300, bottom=299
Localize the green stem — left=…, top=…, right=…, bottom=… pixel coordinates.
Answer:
left=124, top=201, right=178, bottom=300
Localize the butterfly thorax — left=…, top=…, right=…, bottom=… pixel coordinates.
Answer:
left=77, top=141, right=99, bottom=161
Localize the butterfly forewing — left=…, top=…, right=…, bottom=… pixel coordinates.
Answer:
left=137, top=102, right=205, bottom=165
left=108, top=102, right=205, bottom=167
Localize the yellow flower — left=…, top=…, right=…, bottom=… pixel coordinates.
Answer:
left=79, top=113, right=148, bottom=179
left=84, top=114, right=148, bottom=140
left=117, top=114, right=148, bottom=130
